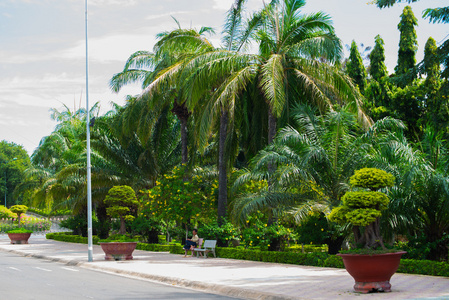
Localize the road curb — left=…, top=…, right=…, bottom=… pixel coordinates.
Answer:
left=81, top=262, right=296, bottom=300
left=1, top=247, right=296, bottom=300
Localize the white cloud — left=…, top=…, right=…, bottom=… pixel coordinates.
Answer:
left=212, top=0, right=234, bottom=11
left=60, top=33, right=157, bottom=63
left=89, top=0, right=138, bottom=6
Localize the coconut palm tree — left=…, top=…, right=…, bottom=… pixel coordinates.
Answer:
left=138, top=1, right=262, bottom=226
left=254, top=0, right=370, bottom=144
left=135, top=0, right=369, bottom=227
left=111, top=22, right=215, bottom=165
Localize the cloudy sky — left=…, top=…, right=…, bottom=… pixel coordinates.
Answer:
left=1, top=0, right=448, bottom=155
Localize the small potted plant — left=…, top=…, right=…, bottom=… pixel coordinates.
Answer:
left=7, top=205, right=32, bottom=244
left=99, top=185, right=139, bottom=260
left=329, top=168, right=406, bottom=293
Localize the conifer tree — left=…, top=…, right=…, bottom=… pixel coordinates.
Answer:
left=375, top=0, right=449, bottom=79
left=347, top=40, right=367, bottom=93
left=423, top=37, right=446, bottom=128
left=424, top=37, right=440, bottom=91
left=365, top=35, right=392, bottom=114
left=369, top=35, right=388, bottom=82
left=395, top=6, right=418, bottom=87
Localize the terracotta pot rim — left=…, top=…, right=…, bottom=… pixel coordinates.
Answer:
left=99, top=241, right=138, bottom=244
left=337, top=250, right=407, bottom=257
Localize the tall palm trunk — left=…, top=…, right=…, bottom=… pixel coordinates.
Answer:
left=268, top=108, right=277, bottom=144
left=218, top=109, right=229, bottom=227
left=171, top=100, right=190, bottom=164
left=267, top=106, right=277, bottom=191
left=180, top=117, right=188, bottom=164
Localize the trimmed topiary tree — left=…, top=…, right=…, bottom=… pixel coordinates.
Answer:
left=329, top=168, right=395, bottom=249
left=104, top=186, right=138, bottom=235
left=0, top=205, right=17, bottom=219
left=10, top=205, right=28, bottom=228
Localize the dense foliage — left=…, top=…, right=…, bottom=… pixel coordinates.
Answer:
left=104, top=185, right=139, bottom=235
left=7, top=0, right=449, bottom=263
left=9, top=205, right=28, bottom=228
left=330, top=168, right=395, bottom=249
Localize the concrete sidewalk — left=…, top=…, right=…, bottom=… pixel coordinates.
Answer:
left=0, top=235, right=448, bottom=300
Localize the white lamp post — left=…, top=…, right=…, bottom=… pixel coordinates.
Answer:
left=85, top=0, right=93, bottom=262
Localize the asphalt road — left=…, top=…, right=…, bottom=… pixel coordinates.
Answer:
left=0, top=251, right=240, bottom=300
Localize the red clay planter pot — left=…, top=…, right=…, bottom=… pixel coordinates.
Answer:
left=8, top=232, right=32, bottom=244
left=99, top=242, right=137, bottom=261
left=338, top=251, right=406, bottom=293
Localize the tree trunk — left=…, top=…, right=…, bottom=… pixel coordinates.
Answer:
left=171, top=100, right=191, bottom=165
left=119, top=217, right=126, bottom=235
left=268, top=107, right=277, bottom=145
left=326, top=235, right=345, bottom=255
left=364, top=219, right=385, bottom=249
left=96, top=202, right=110, bottom=239
left=180, top=117, right=188, bottom=165
left=266, top=107, right=277, bottom=222
left=218, top=110, right=229, bottom=228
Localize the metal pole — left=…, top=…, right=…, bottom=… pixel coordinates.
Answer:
left=85, top=0, right=93, bottom=262
left=4, top=170, right=6, bottom=207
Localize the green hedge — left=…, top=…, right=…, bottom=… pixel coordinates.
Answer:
left=45, top=233, right=449, bottom=277
left=46, top=232, right=100, bottom=244
left=398, top=259, right=449, bottom=276
left=136, top=243, right=174, bottom=252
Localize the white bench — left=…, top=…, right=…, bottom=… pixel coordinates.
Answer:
left=193, top=240, right=217, bottom=258
left=185, top=238, right=203, bottom=257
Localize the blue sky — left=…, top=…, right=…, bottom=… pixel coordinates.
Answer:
left=0, top=0, right=448, bottom=155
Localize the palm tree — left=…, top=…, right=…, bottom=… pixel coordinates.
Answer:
left=138, top=1, right=262, bottom=226
left=255, top=0, right=370, bottom=144
left=133, top=0, right=369, bottom=227
left=369, top=125, right=449, bottom=260
left=232, top=104, right=403, bottom=252
left=17, top=104, right=95, bottom=210
left=111, top=22, right=215, bottom=165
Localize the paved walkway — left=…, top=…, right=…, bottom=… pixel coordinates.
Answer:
left=0, top=235, right=448, bottom=300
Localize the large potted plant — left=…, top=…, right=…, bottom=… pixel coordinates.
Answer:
left=7, top=205, right=32, bottom=244
left=100, top=185, right=139, bottom=260
left=329, top=168, right=406, bottom=293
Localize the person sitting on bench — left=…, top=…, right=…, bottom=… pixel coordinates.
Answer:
left=183, top=229, right=199, bottom=257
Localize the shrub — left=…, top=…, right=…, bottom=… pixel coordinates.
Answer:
left=329, top=168, right=395, bottom=250
left=20, top=216, right=51, bottom=231
left=127, top=215, right=163, bottom=244
left=201, top=220, right=240, bottom=245
left=7, top=228, right=33, bottom=234
left=296, top=211, right=329, bottom=245
left=285, top=244, right=328, bottom=253
left=141, top=165, right=217, bottom=227
left=239, top=212, right=294, bottom=251
left=0, top=205, right=16, bottom=219
left=350, top=167, right=395, bottom=190
left=323, top=255, right=344, bottom=268
left=46, top=232, right=100, bottom=244
left=99, top=234, right=139, bottom=243
left=45, top=232, right=449, bottom=277
left=60, top=214, right=104, bottom=237
left=28, top=208, right=72, bottom=217
left=105, top=185, right=138, bottom=235
left=10, top=205, right=28, bottom=228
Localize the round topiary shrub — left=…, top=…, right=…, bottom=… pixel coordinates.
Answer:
left=329, top=168, right=395, bottom=250
left=104, top=186, right=138, bottom=235
left=10, top=205, right=28, bottom=228
left=0, top=205, right=17, bottom=219
left=349, top=168, right=395, bottom=191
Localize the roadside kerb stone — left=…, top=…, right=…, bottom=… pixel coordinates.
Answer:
left=0, top=235, right=448, bottom=300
